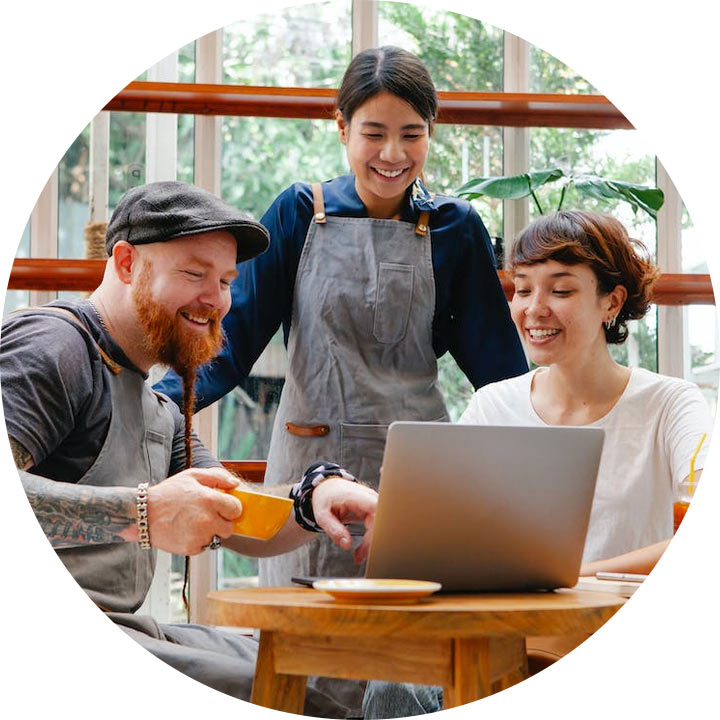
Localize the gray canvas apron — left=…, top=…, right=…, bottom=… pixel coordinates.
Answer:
left=22, top=308, right=269, bottom=704
left=260, top=183, right=449, bottom=588
left=23, top=307, right=174, bottom=612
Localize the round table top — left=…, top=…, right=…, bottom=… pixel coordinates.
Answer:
left=207, top=586, right=625, bottom=639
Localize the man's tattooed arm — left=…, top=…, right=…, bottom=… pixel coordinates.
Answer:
left=11, top=437, right=138, bottom=549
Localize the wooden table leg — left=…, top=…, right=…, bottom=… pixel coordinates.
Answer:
left=443, top=637, right=493, bottom=709
left=250, top=630, right=307, bottom=713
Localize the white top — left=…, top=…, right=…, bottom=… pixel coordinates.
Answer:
left=459, top=367, right=712, bottom=563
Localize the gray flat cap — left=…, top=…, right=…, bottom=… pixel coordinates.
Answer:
left=105, top=181, right=270, bottom=262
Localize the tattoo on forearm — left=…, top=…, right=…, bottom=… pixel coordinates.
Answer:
left=9, top=436, right=34, bottom=471
left=20, top=472, right=136, bottom=549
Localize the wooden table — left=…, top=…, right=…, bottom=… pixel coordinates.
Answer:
left=207, top=587, right=625, bottom=713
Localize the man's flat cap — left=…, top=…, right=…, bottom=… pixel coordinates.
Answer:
left=105, top=181, right=270, bottom=262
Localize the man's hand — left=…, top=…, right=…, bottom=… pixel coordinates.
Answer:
left=311, top=477, right=378, bottom=563
left=146, top=467, right=244, bottom=555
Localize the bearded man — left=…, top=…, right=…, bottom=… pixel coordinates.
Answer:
left=0, top=181, right=377, bottom=712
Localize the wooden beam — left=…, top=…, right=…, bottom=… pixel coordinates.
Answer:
left=9, top=259, right=714, bottom=305
left=104, top=81, right=633, bottom=130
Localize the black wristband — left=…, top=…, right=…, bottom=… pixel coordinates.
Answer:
left=289, top=461, right=357, bottom=533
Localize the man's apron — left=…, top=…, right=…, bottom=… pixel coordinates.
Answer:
left=260, top=183, right=449, bottom=587
left=21, top=307, right=173, bottom=612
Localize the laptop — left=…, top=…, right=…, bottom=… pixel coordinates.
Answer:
left=364, top=422, right=604, bottom=592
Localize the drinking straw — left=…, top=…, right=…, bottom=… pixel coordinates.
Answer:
left=688, top=432, right=707, bottom=495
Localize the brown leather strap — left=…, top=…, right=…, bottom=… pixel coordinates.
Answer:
left=414, top=191, right=435, bottom=236
left=415, top=210, right=430, bottom=236
left=286, top=421, right=330, bottom=437
left=12, top=306, right=122, bottom=374
left=311, top=182, right=327, bottom=223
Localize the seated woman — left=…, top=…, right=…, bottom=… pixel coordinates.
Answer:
left=362, top=209, right=712, bottom=718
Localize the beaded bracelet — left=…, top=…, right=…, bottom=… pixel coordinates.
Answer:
left=289, top=461, right=357, bottom=533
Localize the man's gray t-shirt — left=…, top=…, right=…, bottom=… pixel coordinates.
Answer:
left=0, top=299, right=218, bottom=481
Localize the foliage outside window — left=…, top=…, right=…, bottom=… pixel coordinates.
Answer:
left=222, top=2, right=352, bottom=88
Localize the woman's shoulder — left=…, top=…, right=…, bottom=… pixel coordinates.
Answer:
left=460, top=370, right=535, bottom=423
left=621, top=367, right=708, bottom=416
left=628, top=367, right=700, bottom=395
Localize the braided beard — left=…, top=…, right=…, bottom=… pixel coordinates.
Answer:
left=131, top=258, right=225, bottom=618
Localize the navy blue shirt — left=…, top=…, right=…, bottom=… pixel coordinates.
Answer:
left=155, top=174, right=527, bottom=408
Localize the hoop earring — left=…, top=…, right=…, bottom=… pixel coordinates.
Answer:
left=604, top=316, right=617, bottom=330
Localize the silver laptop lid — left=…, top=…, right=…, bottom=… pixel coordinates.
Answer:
left=365, top=422, right=604, bottom=592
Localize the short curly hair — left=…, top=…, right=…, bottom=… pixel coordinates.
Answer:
left=508, top=210, right=660, bottom=344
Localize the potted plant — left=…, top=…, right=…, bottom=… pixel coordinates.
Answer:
left=455, top=168, right=665, bottom=266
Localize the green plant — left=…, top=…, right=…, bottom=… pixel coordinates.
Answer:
left=456, top=168, right=665, bottom=219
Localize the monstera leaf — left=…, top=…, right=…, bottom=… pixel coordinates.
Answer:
left=572, top=175, right=665, bottom=219
left=456, top=169, right=564, bottom=200
left=455, top=167, right=664, bottom=219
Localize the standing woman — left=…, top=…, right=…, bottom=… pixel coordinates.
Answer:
left=156, top=47, right=527, bottom=587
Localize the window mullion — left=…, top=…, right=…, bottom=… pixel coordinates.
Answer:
left=146, top=52, right=179, bottom=183
left=502, top=32, right=529, bottom=257
left=189, top=29, right=223, bottom=623
left=352, top=0, right=378, bottom=55
left=656, top=159, right=684, bottom=378
left=30, top=169, right=58, bottom=305
left=89, top=113, right=110, bottom=223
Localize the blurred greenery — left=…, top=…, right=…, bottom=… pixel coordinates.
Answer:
left=51, top=3, right=663, bottom=448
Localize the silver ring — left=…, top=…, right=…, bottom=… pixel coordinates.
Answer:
left=206, top=534, right=222, bottom=551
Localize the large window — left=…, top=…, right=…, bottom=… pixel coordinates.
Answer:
left=8, top=4, right=716, bottom=618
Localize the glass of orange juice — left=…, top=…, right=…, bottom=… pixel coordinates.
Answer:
left=673, top=432, right=707, bottom=533
left=673, top=479, right=694, bottom=533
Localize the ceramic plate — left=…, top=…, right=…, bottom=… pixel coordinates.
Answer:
left=312, top=578, right=442, bottom=603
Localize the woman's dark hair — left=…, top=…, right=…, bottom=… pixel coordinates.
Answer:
left=509, top=210, right=660, bottom=344
left=336, top=46, right=438, bottom=127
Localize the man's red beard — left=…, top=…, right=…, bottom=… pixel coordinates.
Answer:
left=132, top=259, right=225, bottom=464
left=131, top=260, right=224, bottom=374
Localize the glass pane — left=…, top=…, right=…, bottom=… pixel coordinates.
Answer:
left=221, top=116, right=346, bottom=220
left=58, top=124, right=91, bottom=259
left=529, top=46, right=599, bottom=94
left=608, top=307, right=658, bottom=372
left=4, top=220, right=31, bottom=317
left=426, top=124, right=503, bottom=239
left=177, top=114, right=195, bottom=184
left=378, top=2, right=503, bottom=92
left=178, top=40, right=196, bottom=83
left=529, top=128, right=656, bottom=253
left=222, top=1, right=352, bottom=87
left=217, top=113, right=346, bottom=590
left=109, top=112, right=146, bottom=213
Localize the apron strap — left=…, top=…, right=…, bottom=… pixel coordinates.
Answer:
left=415, top=211, right=430, bottom=236
left=312, top=181, right=432, bottom=234
left=414, top=191, right=435, bottom=237
left=311, top=182, right=327, bottom=224
left=11, top=306, right=122, bottom=374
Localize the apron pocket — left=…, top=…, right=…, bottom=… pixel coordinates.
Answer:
left=340, top=422, right=388, bottom=491
left=145, top=429, right=170, bottom=484
left=373, top=262, right=414, bottom=344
